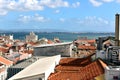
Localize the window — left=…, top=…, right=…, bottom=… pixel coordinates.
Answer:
left=113, top=76, right=118, bottom=80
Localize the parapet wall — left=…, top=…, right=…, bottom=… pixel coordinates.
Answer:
left=34, top=42, right=72, bottom=57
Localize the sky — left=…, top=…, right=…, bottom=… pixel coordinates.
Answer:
left=0, top=0, right=120, bottom=32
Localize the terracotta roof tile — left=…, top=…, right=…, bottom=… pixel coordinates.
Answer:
left=75, top=39, right=96, bottom=45
left=48, top=58, right=106, bottom=80
left=47, top=40, right=53, bottom=44
left=5, top=44, right=12, bottom=47
left=55, top=65, right=82, bottom=71
left=78, top=45, right=96, bottom=50
left=0, top=47, right=9, bottom=53
left=23, top=50, right=33, bottom=54
left=0, top=56, right=13, bottom=66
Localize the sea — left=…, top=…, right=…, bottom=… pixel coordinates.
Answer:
left=0, top=32, right=114, bottom=42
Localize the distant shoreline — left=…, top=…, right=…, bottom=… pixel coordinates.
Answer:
left=0, top=32, right=114, bottom=42
left=0, top=31, right=115, bottom=34
left=0, top=29, right=114, bottom=33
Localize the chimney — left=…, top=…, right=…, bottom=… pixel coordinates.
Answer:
left=115, top=13, right=120, bottom=46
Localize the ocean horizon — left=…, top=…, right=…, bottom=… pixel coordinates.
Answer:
left=0, top=32, right=114, bottom=42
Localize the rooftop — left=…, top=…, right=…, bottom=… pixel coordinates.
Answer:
left=34, top=42, right=72, bottom=48
left=10, top=56, right=45, bottom=69
left=9, top=55, right=61, bottom=80
left=0, top=56, right=13, bottom=66
left=48, top=58, right=107, bottom=80
left=78, top=45, right=96, bottom=50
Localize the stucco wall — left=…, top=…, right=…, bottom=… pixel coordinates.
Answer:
left=105, top=67, right=120, bottom=80
left=34, top=43, right=72, bottom=57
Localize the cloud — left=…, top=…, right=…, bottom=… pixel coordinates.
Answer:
left=18, top=15, right=31, bottom=23
left=89, top=0, right=102, bottom=7
left=40, top=0, right=69, bottom=8
left=34, top=13, right=47, bottom=22
left=102, top=0, right=114, bottom=2
left=55, top=10, right=60, bottom=13
left=18, top=14, right=49, bottom=23
left=0, top=9, right=8, bottom=15
left=77, top=16, right=111, bottom=27
left=72, top=2, right=80, bottom=8
left=0, top=0, right=80, bottom=15
left=117, top=0, right=120, bottom=3
left=74, top=16, right=114, bottom=32
left=59, top=18, right=65, bottom=22
left=89, top=0, right=114, bottom=7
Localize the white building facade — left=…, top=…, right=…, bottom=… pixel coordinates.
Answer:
left=26, top=32, right=38, bottom=42
left=9, top=55, right=61, bottom=80
left=0, top=64, right=7, bottom=80
left=105, top=66, right=120, bottom=80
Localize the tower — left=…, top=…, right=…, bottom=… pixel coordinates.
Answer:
left=115, top=14, right=120, bottom=46
left=105, top=14, right=120, bottom=65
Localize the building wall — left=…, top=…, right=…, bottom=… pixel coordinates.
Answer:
left=26, top=35, right=38, bottom=42
left=105, top=67, right=120, bottom=80
left=0, top=65, right=7, bottom=80
left=26, top=32, right=38, bottom=42
left=96, top=50, right=106, bottom=60
left=45, top=55, right=61, bottom=80
left=34, top=44, right=72, bottom=57
left=8, top=55, right=61, bottom=80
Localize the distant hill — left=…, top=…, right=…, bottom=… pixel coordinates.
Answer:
left=0, top=29, right=69, bottom=33
left=0, top=29, right=115, bottom=34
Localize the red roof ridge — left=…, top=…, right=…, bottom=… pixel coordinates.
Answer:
left=97, top=58, right=108, bottom=69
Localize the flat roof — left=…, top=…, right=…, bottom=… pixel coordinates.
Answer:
left=10, top=56, right=45, bottom=69
left=9, top=55, right=61, bottom=80
left=34, top=42, right=72, bottom=48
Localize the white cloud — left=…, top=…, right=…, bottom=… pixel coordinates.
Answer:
left=117, top=0, right=120, bottom=3
left=0, top=9, right=8, bottom=15
left=74, top=16, right=114, bottom=32
left=18, top=15, right=31, bottom=23
left=0, top=0, right=80, bottom=15
left=77, top=16, right=110, bottom=26
left=55, top=10, right=60, bottom=13
left=59, top=18, right=65, bottom=22
left=72, top=2, right=80, bottom=8
left=34, top=14, right=47, bottom=22
left=102, top=0, right=114, bottom=2
left=98, top=17, right=109, bottom=24
left=89, top=0, right=115, bottom=7
left=18, top=14, right=48, bottom=23
left=89, top=0, right=102, bottom=7
left=40, top=0, right=69, bottom=8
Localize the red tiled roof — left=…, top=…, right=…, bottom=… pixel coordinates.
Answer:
left=0, top=56, right=13, bottom=66
left=6, top=44, right=12, bottom=47
left=75, top=39, right=96, bottom=44
left=55, top=65, right=82, bottom=72
left=59, top=57, right=91, bottom=66
left=48, top=59, right=106, bottom=80
left=24, top=50, right=33, bottom=54
left=47, top=40, right=53, bottom=44
left=78, top=45, right=96, bottom=50
left=0, top=47, right=9, bottom=53
left=56, top=57, right=92, bottom=72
